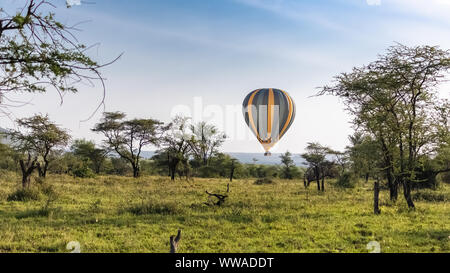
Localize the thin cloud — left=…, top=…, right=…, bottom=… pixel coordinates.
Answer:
left=78, top=8, right=350, bottom=69
left=386, top=0, right=450, bottom=25
left=366, top=0, right=381, bottom=6
left=232, top=0, right=349, bottom=33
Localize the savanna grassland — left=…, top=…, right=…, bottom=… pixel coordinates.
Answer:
left=0, top=172, right=449, bottom=253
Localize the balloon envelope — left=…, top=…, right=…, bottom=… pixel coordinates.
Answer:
left=242, top=88, right=295, bottom=155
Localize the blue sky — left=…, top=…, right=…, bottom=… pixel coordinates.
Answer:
left=3, top=0, right=450, bottom=154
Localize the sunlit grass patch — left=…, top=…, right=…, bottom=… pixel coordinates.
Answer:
left=0, top=173, right=448, bottom=252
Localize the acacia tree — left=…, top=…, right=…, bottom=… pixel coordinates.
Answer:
left=14, top=145, right=37, bottom=188
left=157, top=116, right=192, bottom=180
left=71, top=139, right=108, bottom=174
left=189, top=121, right=226, bottom=166
left=319, top=44, right=450, bottom=208
left=328, top=149, right=348, bottom=176
left=8, top=114, right=70, bottom=185
left=280, top=151, right=295, bottom=179
left=0, top=0, right=117, bottom=116
left=302, top=142, right=333, bottom=191
left=92, top=111, right=163, bottom=178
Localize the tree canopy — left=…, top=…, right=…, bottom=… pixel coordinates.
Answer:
left=92, top=111, right=163, bottom=178
left=0, top=0, right=118, bottom=116
left=319, top=44, right=450, bottom=208
left=8, top=114, right=70, bottom=185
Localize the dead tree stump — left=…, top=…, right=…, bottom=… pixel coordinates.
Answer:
left=170, top=229, right=181, bottom=253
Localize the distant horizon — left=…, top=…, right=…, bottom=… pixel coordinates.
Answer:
left=138, top=150, right=307, bottom=166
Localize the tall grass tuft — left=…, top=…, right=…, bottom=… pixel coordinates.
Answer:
left=7, top=188, right=40, bottom=201
left=126, top=200, right=181, bottom=215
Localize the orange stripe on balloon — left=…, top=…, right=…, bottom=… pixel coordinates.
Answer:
left=267, top=88, right=274, bottom=138
left=279, top=90, right=293, bottom=138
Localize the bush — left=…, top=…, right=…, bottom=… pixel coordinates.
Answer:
left=197, top=165, right=220, bottom=178
left=39, top=184, right=54, bottom=196
left=108, top=157, right=132, bottom=175
left=336, top=172, right=358, bottom=188
left=254, top=177, right=275, bottom=185
left=439, top=172, right=450, bottom=184
left=7, top=188, right=40, bottom=201
left=412, top=190, right=448, bottom=202
left=72, top=165, right=95, bottom=178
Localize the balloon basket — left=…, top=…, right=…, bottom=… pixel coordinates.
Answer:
left=264, top=152, right=272, bottom=156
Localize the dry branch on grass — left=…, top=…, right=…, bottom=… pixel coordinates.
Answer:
left=204, top=190, right=228, bottom=206
left=169, top=229, right=181, bottom=253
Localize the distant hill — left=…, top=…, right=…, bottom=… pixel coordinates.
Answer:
left=227, top=152, right=306, bottom=166
left=140, top=150, right=306, bottom=166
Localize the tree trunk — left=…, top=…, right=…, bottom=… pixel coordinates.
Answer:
left=365, top=173, right=369, bottom=183
left=94, top=163, right=101, bottom=174
left=391, top=182, right=398, bottom=201
left=37, top=163, right=43, bottom=177
left=37, top=162, right=48, bottom=178
left=167, top=153, right=171, bottom=177
left=398, top=137, right=413, bottom=208
left=170, top=168, right=176, bottom=180
left=321, top=176, right=325, bottom=192
left=229, top=167, right=234, bottom=182
left=169, top=160, right=179, bottom=181
left=402, top=180, right=415, bottom=209
left=381, top=135, right=397, bottom=202
left=42, top=160, right=48, bottom=177
left=22, top=173, right=31, bottom=188
left=20, top=159, right=36, bottom=188
left=374, top=180, right=381, bottom=214
left=386, top=168, right=397, bottom=201
left=315, top=166, right=321, bottom=191
left=133, top=165, right=140, bottom=178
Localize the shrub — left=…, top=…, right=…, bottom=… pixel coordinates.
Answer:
left=197, top=165, right=220, bottom=178
left=336, top=172, right=358, bottom=188
left=72, top=165, right=95, bottom=178
left=7, top=188, right=40, bottom=201
left=254, top=177, right=275, bottom=185
left=439, top=172, right=450, bottom=184
left=412, top=190, right=448, bottom=202
left=39, top=183, right=57, bottom=197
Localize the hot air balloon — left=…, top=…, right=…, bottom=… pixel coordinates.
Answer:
left=242, top=88, right=295, bottom=156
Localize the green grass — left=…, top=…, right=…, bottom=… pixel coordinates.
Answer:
left=0, top=172, right=449, bottom=253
